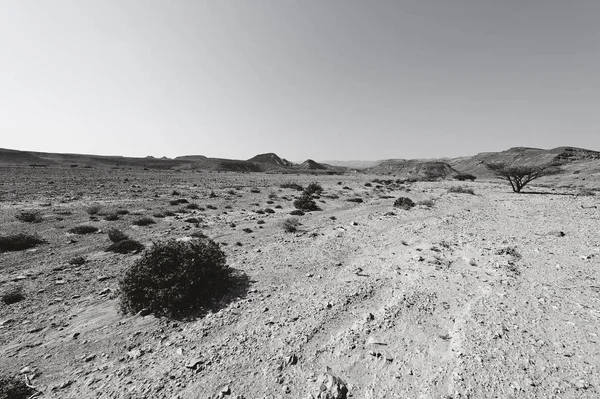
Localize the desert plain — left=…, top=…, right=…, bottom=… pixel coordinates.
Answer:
left=1, top=162, right=599, bottom=399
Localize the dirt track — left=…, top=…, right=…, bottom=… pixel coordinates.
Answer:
left=1, top=168, right=599, bottom=398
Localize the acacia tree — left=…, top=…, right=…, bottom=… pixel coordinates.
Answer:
left=484, top=162, right=561, bottom=193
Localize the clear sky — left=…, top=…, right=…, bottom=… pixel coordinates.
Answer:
left=1, top=1, right=599, bottom=161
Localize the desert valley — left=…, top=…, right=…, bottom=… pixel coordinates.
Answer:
left=1, top=146, right=599, bottom=398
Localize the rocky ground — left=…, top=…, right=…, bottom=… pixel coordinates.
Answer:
left=1, top=166, right=599, bottom=398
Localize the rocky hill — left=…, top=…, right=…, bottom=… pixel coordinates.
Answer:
left=247, top=153, right=294, bottom=167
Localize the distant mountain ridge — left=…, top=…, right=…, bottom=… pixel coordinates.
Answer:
left=1, top=146, right=598, bottom=177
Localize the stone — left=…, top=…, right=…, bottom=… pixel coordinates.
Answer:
left=318, top=370, right=348, bottom=399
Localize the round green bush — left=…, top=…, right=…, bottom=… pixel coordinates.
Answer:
left=119, top=238, right=232, bottom=318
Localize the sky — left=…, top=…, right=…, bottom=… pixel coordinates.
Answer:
left=1, top=1, right=599, bottom=161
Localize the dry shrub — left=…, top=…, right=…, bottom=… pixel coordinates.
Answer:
left=394, top=197, right=415, bottom=210
left=132, top=217, right=155, bottom=226
left=0, top=233, right=45, bottom=252
left=119, top=238, right=232, bottom=318
left=282, top=217, right=300, bottom=233
left=69, top=225, right=98, bottom=234
left=15, top=210, right=43, bottom=223
left=448, top=186, right=475, bottom=195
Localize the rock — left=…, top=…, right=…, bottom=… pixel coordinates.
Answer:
left=83, top=354, right=96, bottom=362
left=55, top=279, right=66, bottom=285
left=0, top=319, right=15, bottom=327
left=547, top=230, right=565, bottom=237
left=99, top=288, right=111, bottom=296
left=136, top=308, right=151, bottom=317
left=215, top=384, right=231, bottom=398
left=97, top=275, right=111, bottom=281
left=51, top=380, right=74, bottom=391
left=127, top=349, right=143, bottom=360
left=19, top=366, right=33, bottom=374
left=317, top=370, right=348, bottom=399
left=185, top=358, right=203, bottom=370
left=366, top=336, right=387, bottom=346
left=283, top=354, right=298, bottom=367
left=14, top=275, right=27, bottom=281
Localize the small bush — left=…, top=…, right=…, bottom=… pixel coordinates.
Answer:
left=107, top=239, right=145, bottom=254
left=206, top=205, right=217, bottom=210
left=394, top=197, right=415, bottom=210
left=69, top=225, right=99, bottom=234
left=132, top=217, right=156, bottom=226
left=496, top=246, right=521, bottom=259
left=304, top=182, right=323, bottom=196
left=280, top=182, right=303, bottom=191
left=108, top=228, right=129, bottom=243
left=0, top=374, right=35, bottom=399
left=185, top=217, right=201, bottom=224
left=87, top=204, right=102, bottom=215
left=0, top=234, right=45, bottom=253
left=163, top=210, right=176, bottom=217
left=116, top=209, right=130, bottom=215
left=294, top=195, right=319, bottom=211
left=15, top=210, right=43, bottom=223
left=250, top=188, right=261, bottom=193
left=347, top=198, right=363, bottom=203
left=119, top=239, right=232, bottom=318
left=454, top=173, right=477, bottom=181
left=290, top=209, right=305, bottom=216
left=364, top=182, right=372, bottom=187
left=264, top=208, right=275, bottom=214
left=255, top=209, right=265, bottom=215
left=242, top=228, right=253, bottom=233
left=282, top=218, right=300, bottom=233
left=1, top=286, right=25, bottom=305
left=448, top=186, right=475, bottom=195
left=170, top=199, right=189, bottom=206
left=274, top=205, right=283, bottom=209
left=104, top=213, right=120, bottom=221
left=186, top=203, right=201, bottom=210
left=577, top=188, right=595, bottom=196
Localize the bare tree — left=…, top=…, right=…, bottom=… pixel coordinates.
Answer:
left=484, top=162, right=561, bottom=193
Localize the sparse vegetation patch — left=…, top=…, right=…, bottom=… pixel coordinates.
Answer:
left=294, top=194, right=319, bottom=211
left=15, top=210, right=43, bottom=223
left=282, top=217, right=301, bottom=233
left=394, top=197, right=415, bottom=210
left=69, top=225, right=99, bottom=234
left=0, top=233, right=45, bottom=253
left=132, top=217, right=156, bottom=226
left=448, top=186, right=475, bottom=195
